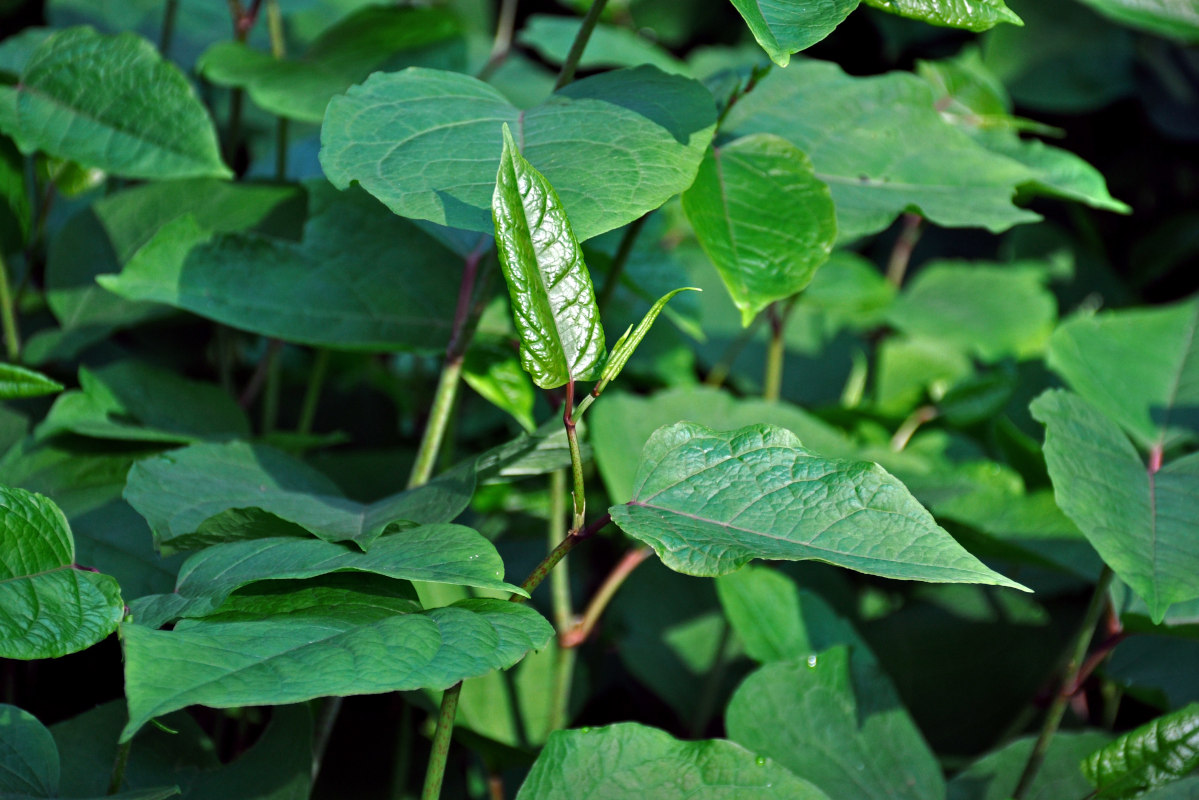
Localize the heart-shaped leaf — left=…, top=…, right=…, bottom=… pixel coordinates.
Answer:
left=492, top=123, right=606, bottom=389
left=729, top=0, right=859, bottom=66
left=0, top=486, right=124, bottom=659
left=320, top=65, right=716, bottom=241
left=682, top=134, right=837, bottom=326
left=609, top=421, right=1027, bottom=588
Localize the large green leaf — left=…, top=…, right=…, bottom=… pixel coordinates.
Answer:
left=492, top=124, right=606, bottom=388
left=516, top=14, right=689, bottom=74
left=130, top=526, right=525, bottom=628
left=198, top=6, right=463, bottom=124
left=0, top=27, right=228, bottom=180
left=723, top=59, right=1039, bottom=240
left=1047, top=299, right=1199, bottom=450
left=515, top=722, right=831, bottom=799
left=320, top=65, right=715, bottom=241
left=682, top=134, right=837, bottom=326
left=947, top=731, right=1112, bottom=800
left=1071, top=0, right=1199, bottom=42
left=36, top=361, right=250, bottom=444
left=862, top=0, right=1022, bottom=31
left=120, top=592, right=553, bottom=741
left=1031, top=390, right=1199, bottom=622
left=0, top=486, right=124, bottom=659
left=463, top=338, right=538, bottom=432
left=0, top=705, right=57, bottom=796
left=124, top=440, right=474, bottom=553
left=885, top=261, right=1057, bottom=361
left=725, top=646, right=945, bottom=800
left=98, top=183, right=464, bottom=353
left=1082, top=704, right=1199, bottom=798
left=727, top=0, right=859, bottom=67
left=609, top=422, right=1026, bottom=588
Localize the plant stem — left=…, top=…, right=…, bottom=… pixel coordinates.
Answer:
left=311, top=696, right=342, bottom=782
left=596, top=213, right=649, bottom=313
left=107, top=739, right=132, bottom=795
left=563, top=380, right=586, bottom=529
left=553, top=0, right=609, bottom=90
left=703, top=314, right=765, bottom=389
left=514, top=513, right=612, bottom=601
left=0, top=251, right=21, bottom=361
left=477, top=0, right=518, bottom=80
left=1011, top=566, right=1114, bottom=800
left=890, top=405, right=938, bottom=452
left=265, top=0, right=288, bottom=180
left=764, top=304, right=785, bottom=402
left=297, top=348, right=330, bottom=435
left=420, top=683, right=462, bottom=800
left=689, top=619, right=733, bottom=737
left=238, top=337, right=282, bottom=409
left=885, top=212, right=923, bottom=287
left=407, top=355, right=464, bottom=489
left=561, top=546, right=652, bottom=648
left=716, top=62, right=772, bottom=130
left=548, top=469, right=576, bottom=731
left=159, top=0, right=179, bottom=56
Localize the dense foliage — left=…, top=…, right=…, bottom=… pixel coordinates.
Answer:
left=0, top=0, right=1197, bottom=798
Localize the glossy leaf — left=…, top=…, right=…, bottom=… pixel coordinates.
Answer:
left=0, top=27, right=228, bottom=180
left=728, top=0, right=859, bottom=66
left=885, top=261, right=1057, bottom=361
left=725, top=646, right=945, bottom=800
left=98, top=183, right=463, bottom=353
left=682, top=134, right=837, bottom=325
left=36, top=361, right=250, bottom=444
left=946, top=731, right=1112, bottom=800
left=320, top=65, right=715, bottom=241
left=1046, top=298, right=1199, bottom=450
left=517, top=14, right=689, bottom=74
left=724, top=60, right=1039, bottom=240
left=1032, top=390, right=1199, bottom=622
left=463, top=339, right=538, bottom=432
left=516, top=722, right=830, bottom=799
left=492, top=123, right=606, bottom=388
left=474, top=418, right=579, bottom=483
left=609, top=421, right=1027, bottom=588
left=862, top=0, right=1022, bottom=31
left=1072, top=0, right=1199, bottom=42
left=120, top=594, right=553, bottom=741
left=198, top=6, right=463, bottom=124
left=0, top=486, right=124, bottom=659
left=124, top=440, right=475, bottom=553
left=0, top=364, right=62, bottom=399
left=595, top=287, right=700, bottom=396
left=130, top=526, right=525, bottom=628
left=1082, top=704, right=1199, bottom=798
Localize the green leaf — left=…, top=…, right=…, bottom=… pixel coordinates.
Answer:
left=130, top=526, right=525, bottom=628
left=0, top=136, right=30, bottom=255
left=0, top=364, right=62, bottom=399
left=320, top=65, right=716, bottom=241
left=0, top=27, right=228, bottom=180
left=725, top=647, right=945, bottom=800
left=947, top=731, right=1112, bottom=800
left=197, top=6, right=463, bottom=124
left=1071, top=0, right=1199, bottom=42
left=724, top=60, right=1039, bottom=240
left=862, top=0, right=1022, bottom=31
left=592, top=386, right=856, bottom=502
left=682, top=134, right=837, bottom=326
left=463, top=338, right=538, bottom=432
left=1031, top=390, right=1199, bottom=622
left=1046, top=298, right=1199, bottom=450
left=515, top=722, right=831, bottom=799
left=885, top=261, right=1057, bottom=361
left=124, top=440, right=475, bottom=553
left=120, top=594, right=553, bottom=742
left=1082, top=704, right=1199, bottom=798
left=728, top=0, right=859, bottom=66
left=0, top=486, right=124, bottom=659
left=98, top=183, right=464, bottom=353
left=516, top=14, right=690, bottom=74
left=610, top=421, right=1027, bottom=588
left=0, top=705, right=57, bottom=796
left=36, top=361, right=250, bottom=444
left=492, top=123, right=606, bottom=389
left=474, top=418, right=579, bottom=483
left=594, top=287, right=700, bottom=397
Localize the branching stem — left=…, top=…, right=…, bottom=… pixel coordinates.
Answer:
left=561, top=546, right=652, bottom=648
left=107, top=739, right=132, bottom=795
left=597, top=213, right=649, bottom=313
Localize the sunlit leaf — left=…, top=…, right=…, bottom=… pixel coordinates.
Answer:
left=1082, top=704, right=1199, bottom=798
left=862, top=0, right=1022, bottom=31
left=727, top=0, right=858, bottom=66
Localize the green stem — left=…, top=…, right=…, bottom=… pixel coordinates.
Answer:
left=703, top=314, right=765, bottom=389
left=563, top=380, right=586, bottom=530
left=715, top=62, right=772, bottom=131
left=561, top=546, right=652, bottom=648
left=160, top=0, right=180, bottom=55
left=0, top=251, right=21, bottom=361
left=548, top=469, right=575, bottom=731
left=406, top=355, right=463, bottom=489
left=420, top=683, right=462, bottom=800
left=1012, top=566, right=1114, bottom=800
left=553, top=0, right=609, bottom=90
left=477, top=0, right=518, bottom=80
left=297, top=348, right=330, bottom=435
left=764, top=304, right=785, bottom=402
left=689, top=619, right=732, bottom=737
left=596, top=213, right=649, bottom=313
left=514, top=513, right=612, bottom=602
left=107, top=739, right=132, bottom=795
left=885, top=212, right=923, bottom=288
left=265, top=0, right=288, bottom=180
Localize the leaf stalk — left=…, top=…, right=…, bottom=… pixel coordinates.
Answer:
left=553, top=0, right=610, bottom=90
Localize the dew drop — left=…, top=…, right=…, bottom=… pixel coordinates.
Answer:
left=580, top=726, right=592, bottom=733
left=806, top=654, right=818, bottom=668
left=755, top=756, right=767, bottom=766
